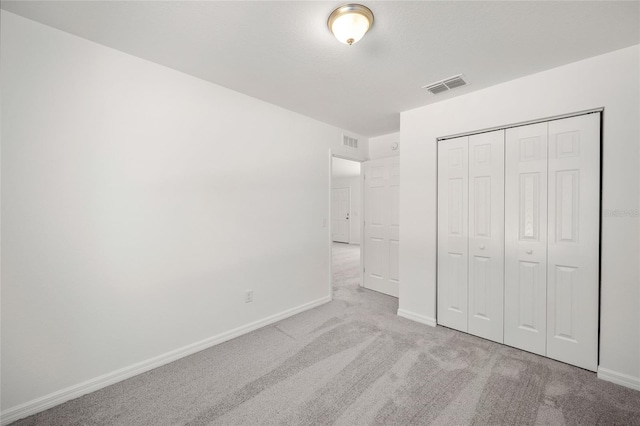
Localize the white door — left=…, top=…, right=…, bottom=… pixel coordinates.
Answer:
left=504, top=122, right=548, bottom=356
left=546, top=114, right=600, bottom=371
left=437, top=136, right=469, bottom=332
left=332, top=187, right=350, bottom=243
left=468, top=131, right=505, bottom=343
left=363, top=157, right=399, bottom=297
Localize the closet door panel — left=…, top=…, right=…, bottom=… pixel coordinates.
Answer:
left=437, top=136, right=469, bottom=332
left=546, top=113, right=600, bottom=371
left=504, top=123, right=548, bottom=356
left=468, top=130, right=505, bottom=343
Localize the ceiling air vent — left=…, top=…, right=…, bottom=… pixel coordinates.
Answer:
left=343, top=134, right=358, bottom=149
left=426, top=83, right=448, bottom=95
left=423, top=74, right=468, bottom=95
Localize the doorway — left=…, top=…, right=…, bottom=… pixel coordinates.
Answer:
left=331, top=157, right=362, bottom=296
left=331, top=187, right=350, bottom=243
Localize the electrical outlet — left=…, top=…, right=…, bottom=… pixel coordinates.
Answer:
left=245, top=290, right=253, bottom=303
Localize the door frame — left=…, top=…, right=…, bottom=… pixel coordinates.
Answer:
left=328, top=151, right=365, bottom=301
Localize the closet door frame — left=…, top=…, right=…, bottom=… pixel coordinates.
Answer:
left=435, top=109, right=602, bottom=371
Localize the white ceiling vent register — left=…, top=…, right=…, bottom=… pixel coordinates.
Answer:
left=422, top=74, right=468, bottom=95
left=343, top=134, right=359, bottom=149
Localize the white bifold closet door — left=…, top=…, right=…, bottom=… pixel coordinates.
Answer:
left=437, top=131, right=505, bottom=342
left=504, top=122, right=549, bottom=356
left=468, top=131, right=505, bottom=343
left=437, top=136, right=469, bottom=331
left=504, top=114, right=600, bottom=371
left=545, top=114, right=600, bottom=371
left=438, top=113, right=600, bottom=372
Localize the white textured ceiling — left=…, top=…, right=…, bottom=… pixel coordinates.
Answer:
left=332, top=157, right=361, bottom=178
left=2, top=1, right=639, bottom=137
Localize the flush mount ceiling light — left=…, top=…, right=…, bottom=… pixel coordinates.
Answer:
left=328, top=4, right=374, bottom=45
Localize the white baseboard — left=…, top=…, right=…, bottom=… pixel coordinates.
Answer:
left=0, top=295, right=331, bottom=426
left=397, top=309, right=437, bottom=328
left=597, top=367, right=640, bottom=392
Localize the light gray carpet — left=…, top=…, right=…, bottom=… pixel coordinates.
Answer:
left=12, top=243, right=640, bottom=425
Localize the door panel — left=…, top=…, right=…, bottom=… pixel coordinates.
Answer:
left=468, top=130, right=505, bottom=343
left=437, top=136, right=469, bottom=332
left=546, top=113, right=600, bottom=371
left=331, top=187, right=350, bottom=243
left=389, top=240, right=400, bottom=282
left=368, top=238, right=384, bottom=278
left=505, top=123, right=548, bottom=356
left=363, top=157, right=399, bottom=297
left=517, top=260, right=542, bottom=331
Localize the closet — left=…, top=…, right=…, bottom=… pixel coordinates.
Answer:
left=437, top=113, right=600, bottom=371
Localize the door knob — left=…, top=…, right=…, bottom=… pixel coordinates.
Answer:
left=526, top=249, right=533, bottom=254
left=479, top=245, right=485, bottom=250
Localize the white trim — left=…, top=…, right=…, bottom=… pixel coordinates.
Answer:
left=597, top=367, right=640, bottom=392
left=397, top=309, right=437, bottom=327
left=359, top=161, right=365, bottom=287
left=0, top=296, right=331, bottom=426
left=328, top=150, right=334, bottom=300
left=437, top=107, right=604, bottom=141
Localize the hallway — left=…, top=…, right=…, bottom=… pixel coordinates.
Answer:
left=332, top=242, right=398, bottom=308
left=331, top=242, right=360, bottom=292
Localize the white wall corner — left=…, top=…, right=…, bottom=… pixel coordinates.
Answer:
left=597, top=367, right=640, bottom=392
left=368, top=132, right=400, bottom=160
left=0, top=296, right=331, bottom=426
left=397, top=309, right=437, bottom=327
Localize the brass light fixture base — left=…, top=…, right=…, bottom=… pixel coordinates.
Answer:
left=327, top=4, right=374, bottom=45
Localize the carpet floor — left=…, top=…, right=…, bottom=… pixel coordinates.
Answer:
left=12, top=243, right=640, bottom=425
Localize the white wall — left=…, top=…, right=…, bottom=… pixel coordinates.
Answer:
left=0, top=11, right=368, bottom=415
left=332, top=176, right=362, bottom=244
left=400, top=45, right=640, bottom=386
left=368, top=132, right=400, bottom=160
